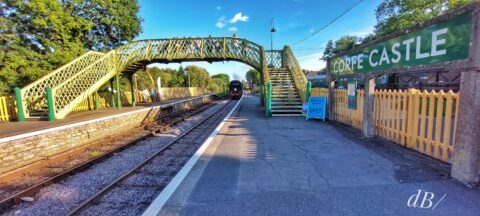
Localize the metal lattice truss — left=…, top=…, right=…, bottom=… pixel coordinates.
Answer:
left=19, top=37, right=278, bottom=119
left=21, top=51, right=106, bottom=112
left=266, top=51, right=283, bottom=68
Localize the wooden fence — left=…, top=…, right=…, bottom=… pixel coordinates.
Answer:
left=374, top=89, right=459, bottom=163
left=333, top=89, right=364, bottom=129
left=0, top=96, right=17, bottom=122
left=1, top=87, right=210, bottom=122
left=73, top=87, right=210, bottom=112
left=311, top=88, right=329, bottom=97
left=331, top=88, right=458, bottom=163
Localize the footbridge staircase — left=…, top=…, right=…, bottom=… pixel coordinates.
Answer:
left=15, top=37, right=309, bottom=121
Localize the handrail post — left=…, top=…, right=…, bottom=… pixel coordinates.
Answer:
left=115, top=74, right=122, bottom=109
left=267, top=81, right=272, bottom=117
left=110, top=79, right=116, bottom=108
left=14, top=87, right=25, bottom=122
left=46, top=87, right=56, bottom=121
left=260, top=84, right=264, bottom=107
left=94, top=91, right=100, bottom=110
left=306, top=81, right=312, bottom=102
left=129, top=75, right=136, bottom=107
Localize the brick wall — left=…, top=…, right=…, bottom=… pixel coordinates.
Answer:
left=0, top=95, right=212, bottom=174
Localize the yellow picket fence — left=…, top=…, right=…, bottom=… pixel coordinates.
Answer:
left=1, top=87, right=210, bottom=121
left=333, top=89, right=364, bottom=129
left=374, top=89, right=459, bottom=163
left=0, top=96, right=17, bottom=122
left=311, top=88, right=329, bottom=97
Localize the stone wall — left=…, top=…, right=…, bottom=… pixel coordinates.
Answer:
left=0, top=95, right=212, bottom=174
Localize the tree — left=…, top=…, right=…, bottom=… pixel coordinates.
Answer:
left=207, top=78, right=227, bottom=93
left=185, top=65, right=210, bottom=87
left=211, top=74, right=230, bottom=85
left=0, top=0, right=142, bottom=95
left=321, top=36, right=360, bottom=60
left=246, top=69, right=261, bottom=88
left=374, top=0, right=473, bottom=36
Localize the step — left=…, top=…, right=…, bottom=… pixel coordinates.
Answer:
left=271, top=105, right=302, bottom=109
left=271, top=109, right=302, bottom=113
left=272, top=113, right=303, bottom=117
left=272, top=101, right=302, bottom=104
left=272, top=101, right=301, bottom=104
left=272, top=94, right=298, bottom=96
left=272, top=98, right=301, bottom=100
left=272, top=98, right=302, bottom=104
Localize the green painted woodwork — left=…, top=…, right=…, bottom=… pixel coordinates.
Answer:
left=267, top=81, right=272, bottom=117
left=14, top=87, right=25, bottom=122
left=46, top=87, right=55, bottom=121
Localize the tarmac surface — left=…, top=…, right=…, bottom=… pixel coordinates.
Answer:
left=153, top=95, right=480, bottom=216
left=0, top=97, right=198, bottom=138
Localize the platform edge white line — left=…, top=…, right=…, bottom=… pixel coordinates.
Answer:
left=142, top=97, right=243, bottom=216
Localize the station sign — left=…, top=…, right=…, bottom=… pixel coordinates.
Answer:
left=330, top=12, right=472, bottom=76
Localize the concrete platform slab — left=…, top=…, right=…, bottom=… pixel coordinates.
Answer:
left=148, top=95, right=480, bottom=216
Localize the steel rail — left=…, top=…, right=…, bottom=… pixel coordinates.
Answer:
left=67, top=99, right=234, bottom=215
left=0, top=99, right=225, bottom=212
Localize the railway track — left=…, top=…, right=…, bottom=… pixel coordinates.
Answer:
left=0, top=98, right=229, bottom=213
left=67, top=99, right=236, bottom=215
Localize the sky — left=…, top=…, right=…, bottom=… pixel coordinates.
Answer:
left=136, top=0, right=383, bottom=80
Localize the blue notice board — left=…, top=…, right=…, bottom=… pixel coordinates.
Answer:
left=306, top=96, right=327, bottom=121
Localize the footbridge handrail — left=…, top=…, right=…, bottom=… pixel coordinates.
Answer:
left=19, top=51, right=105, bottom=117
left=283, top=46, right=308, bottom=103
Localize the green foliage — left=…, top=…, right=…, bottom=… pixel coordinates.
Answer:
left=131, top=66, right=186, bottom=91
left=246, top=69, right=261, bottom=87
left=131, top=65, right=231, bottom=94
left=321, top=36, right=360, bottom=60
left=0, top=0, right=142, bottom=95
left=208, top=78, right=227, bottom=93
left=185, top=65, right=210, bottom=88
left=211, top=74, right=230, bottom=85
left=375, top=0, right=474, bottom=36
left=208, top=73, right=230, bottom=93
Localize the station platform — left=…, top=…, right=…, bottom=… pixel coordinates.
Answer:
left=146, top=95, right=480, bottom=216
left=0, top=97, right=199, bottom=138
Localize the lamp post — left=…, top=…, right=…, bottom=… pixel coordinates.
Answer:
left=270, top=18, right=276, bottom=51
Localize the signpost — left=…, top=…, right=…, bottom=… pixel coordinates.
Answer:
left=347, top=81, right=357, bottom=110
left=306, top=96, right=327, bottom=122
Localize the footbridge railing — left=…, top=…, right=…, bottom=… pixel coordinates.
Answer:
left=282, top=46, right=308, bottom=103
left=17, top=37, right=272, bottom=120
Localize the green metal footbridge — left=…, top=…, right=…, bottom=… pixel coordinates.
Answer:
left=15, top=37, right=309, bottom=121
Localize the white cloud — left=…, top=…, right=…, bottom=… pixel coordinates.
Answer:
left=297, top=52, right=326, bottom=71
left=230, top=12, right=249, bottom=23
left=309, top=28, right=315, bottom=33
left=216, top=6, right=221, bottom=10
left=228, top=27, right=238, bottom=32
left=215, top=16, right=227, bottom=29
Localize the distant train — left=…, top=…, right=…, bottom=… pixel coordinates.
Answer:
left=229, top=80, right=243, bottom=100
